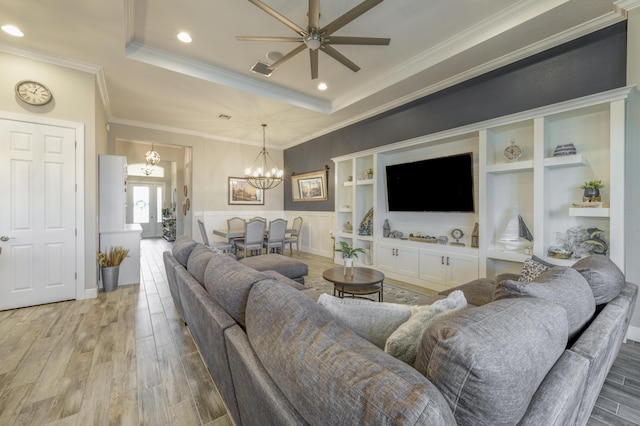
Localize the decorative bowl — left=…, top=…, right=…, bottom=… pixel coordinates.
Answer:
left=553, top=143, right=577, bottom=156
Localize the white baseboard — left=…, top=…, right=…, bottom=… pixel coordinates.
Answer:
left=626, top=325, right=640, bottom=343
left=82, top=287, right=98, bottom=300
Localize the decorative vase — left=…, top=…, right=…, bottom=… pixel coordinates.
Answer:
left=583, top=188, right=601, bottom=202
left=101, top=265, right=120, bottom=292
left=343, top=258, right=354, bottom=278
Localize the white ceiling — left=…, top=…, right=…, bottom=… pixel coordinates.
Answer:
left=0, top=0, right=628, bottom=148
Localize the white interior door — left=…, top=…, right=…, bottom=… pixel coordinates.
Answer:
left=129, top=183, right=163, bottom=238
left=0, top=119, right=77, bottom=310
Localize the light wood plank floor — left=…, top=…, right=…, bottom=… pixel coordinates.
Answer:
left=0, top=237, right=638, bottom=425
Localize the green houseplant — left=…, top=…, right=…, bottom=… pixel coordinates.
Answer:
left=579, top=179, right=604, bottom=202
left=334, top=240, right=365, bottom=278
left=97, top=246, right=130, bottom=292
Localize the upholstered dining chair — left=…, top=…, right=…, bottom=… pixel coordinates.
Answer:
left=284, top=216, right=303, bottom=256
left=264, top=218, right=287, bottom=254
left=226, top=216, right=246, bottom=251
left=197, top=219, right=233, bottom=252
left=235, top=218, right=266, bottom=258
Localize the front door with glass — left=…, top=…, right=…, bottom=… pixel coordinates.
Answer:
left=129, top=183, right=164, bottom=238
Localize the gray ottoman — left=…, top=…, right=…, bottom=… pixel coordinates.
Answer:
left=239, top=254, right=308, bottom=284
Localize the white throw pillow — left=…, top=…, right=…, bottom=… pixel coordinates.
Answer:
left=384, top=291, right=467, bottom=365
left=317, top=293, right=412, bottom=349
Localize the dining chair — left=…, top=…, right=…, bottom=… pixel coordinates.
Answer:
left=197, top=219, right=233, bottom=252
left=226, top=216, right=246, bottom=252
left=235, top=219, right=266, bottom=258
left=249, top=216, right=266, bottom=224
left=284, top=216, right=303, bottom=256
left=264, top=218, right=287, bottom=254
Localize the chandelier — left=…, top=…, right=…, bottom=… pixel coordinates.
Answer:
left=144, top=143, right=161, bottom=165
left=141, top=143, right=160, bottom=176
left=245, top=124, right=283, bottom=190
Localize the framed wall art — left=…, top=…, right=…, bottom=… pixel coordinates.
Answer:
left=228, top=177, right=264, bottom=205
left=292, top=169, right=328, bottom=202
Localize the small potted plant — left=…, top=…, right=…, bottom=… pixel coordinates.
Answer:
left=97, top=246, right=130, bottom=292
left=579, top=179, right=604, bottom=202
left=334, top=240, right=365, bottom=278
left=365, top=168, right=374, bottom=179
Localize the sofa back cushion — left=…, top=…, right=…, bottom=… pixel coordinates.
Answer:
left=415, top=298, right=568, bottom=426
left=172, top=235, right=197, bottom=266
left=493, top=266, right=595, bottom=339
left=572, top=254, right=625, bottom=304
left=203, top=253, right=270, bottom=327
left=186, top=245, right=214, bottom=285
left=246, top=280, right=457, bottom=425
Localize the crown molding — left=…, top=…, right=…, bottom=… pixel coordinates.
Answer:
left=615, top=0, right=640, bottom=12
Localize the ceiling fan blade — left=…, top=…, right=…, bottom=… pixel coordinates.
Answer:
left=308, top=0, right=320, bottom=31
left=321, top=0, right=383, bottom=36
left=236, top=36, right=302, bottom=42
left=248, top=0, right=306, bottom=35
left=320, top=45, right=360, bottom=73
left=268, top=44, right=307, bottom=70
left=310, top=49, right=319, bottom=79
left=327, top=36, right=390, bottom=45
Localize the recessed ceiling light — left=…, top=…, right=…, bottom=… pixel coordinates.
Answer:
left=177, top=32, right=192, bottom=43
left=2, top=25, right=24, bottom=37
left=318, top=82, right=328, bottom=91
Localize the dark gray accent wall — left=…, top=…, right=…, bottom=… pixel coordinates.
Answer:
left=284, top=22, right=627, bottom=211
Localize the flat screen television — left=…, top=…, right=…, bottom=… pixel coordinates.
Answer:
left=385, top=152, right=475, bottom=212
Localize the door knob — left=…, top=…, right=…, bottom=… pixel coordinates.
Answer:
left=0, top=235, right=15, bottom=242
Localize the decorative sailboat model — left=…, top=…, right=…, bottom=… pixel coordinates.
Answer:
left=498, top=207, right=533, bottom=250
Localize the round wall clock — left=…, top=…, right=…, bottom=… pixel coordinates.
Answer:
left=503, top=140, right=523, bottom=161
left=15, top=80, right=53, bottom=106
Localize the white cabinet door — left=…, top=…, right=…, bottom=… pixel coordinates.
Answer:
left=376, top=243, right=419, bottom=278
left=419, top=250, right=447, bottom=285
left=376, top=243, right=398, bottom=272
left=395, top=247, right=419, bottom=278
left=447, top=253, right=479, bottom=286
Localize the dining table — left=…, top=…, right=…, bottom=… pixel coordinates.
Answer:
left=213, top=226, right=295, bottom=240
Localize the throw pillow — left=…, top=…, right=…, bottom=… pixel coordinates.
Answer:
left=415, top=298, right=568, bottom=426
left=317, top=294, right=411, bottom=349
left=494, top=266, right=595, bottom=339
left=384, top=291, right=467, bottom=365
left=517, top=255, right=553, bottom=282
left=572, top=254, right=625, bottom=304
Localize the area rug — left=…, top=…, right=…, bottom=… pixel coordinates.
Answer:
left=303, top=276, right=439, bottom=306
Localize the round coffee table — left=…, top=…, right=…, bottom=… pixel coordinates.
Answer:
left=322, top=267, right=385, bottom=302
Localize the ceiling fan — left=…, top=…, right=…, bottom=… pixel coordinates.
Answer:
left=236, top=0, right=390, bottom=79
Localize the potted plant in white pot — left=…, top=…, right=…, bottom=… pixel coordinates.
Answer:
left=334, top=240, right=365, bottom=278
left=97, top=246, right=130, bottom=292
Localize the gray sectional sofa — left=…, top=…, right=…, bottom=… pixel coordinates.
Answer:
left=164, top=236, right=637, bottom=426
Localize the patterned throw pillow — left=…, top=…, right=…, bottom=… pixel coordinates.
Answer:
left=518, top=256, right=552, bottom=282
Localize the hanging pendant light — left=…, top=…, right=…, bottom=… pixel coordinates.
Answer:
left=144, top=143, right=161, bottom=166
left=141, top=163, right=154, bottom=176
left=245, top=124, right=283, bottom=190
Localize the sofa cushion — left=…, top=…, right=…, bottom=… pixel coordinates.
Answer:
left=384, top=290, right=467, bottom=365
left=261, top=270, right=306, bottom=290
left=246, top=280, right=457, bottom=425
left=186, top=245, right=214, bottom=285
left=518, top=256, right=552, bottom=282
left=239, top=254, right=308, bottom=280
left=172, top=235, right=198, bottom=266
left=494, top=266, right=595, bottom=339
left=317, top=294, right=412, bottom=349
left=203, top=253, right=271, bottom=327
left=572, top=254, right=625, bottom=304
left=415, top=298, right=568, bottom=426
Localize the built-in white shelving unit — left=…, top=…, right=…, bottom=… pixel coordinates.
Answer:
left=333, top=86, right=632, bottom=291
